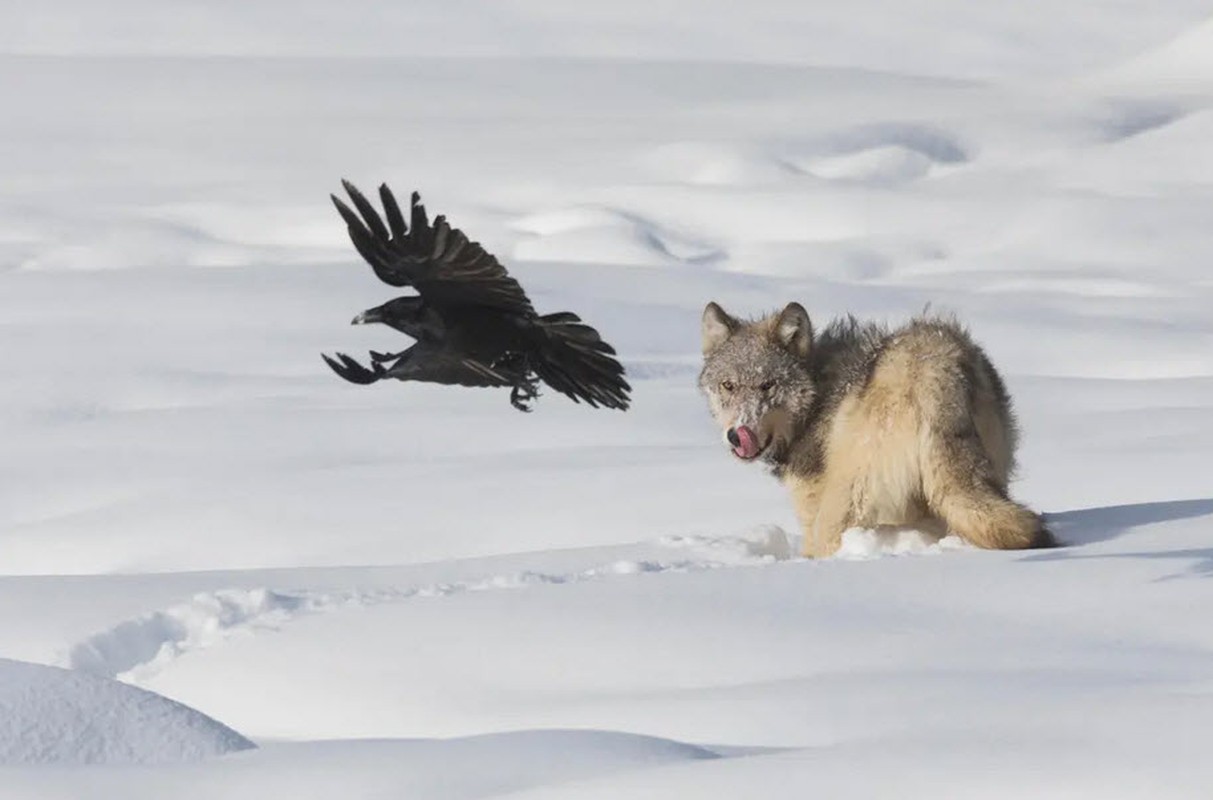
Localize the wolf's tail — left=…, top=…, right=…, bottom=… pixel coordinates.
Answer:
left=528, top=312, right=631, bottom=410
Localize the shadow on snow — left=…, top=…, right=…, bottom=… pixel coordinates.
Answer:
left=1025, top=498, right=1213, bottom=579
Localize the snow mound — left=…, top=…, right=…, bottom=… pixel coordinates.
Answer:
left=792, top=123, right=969, bottom=184
left=801, top=145, right=939, bottom=184
left=640, top=141, right=794, bottom=186
left=362, top=728, right=720, bottom=784
left=511, top=207, right=720, bottom=266
left=1062, top=108, right=1213, bottom=190
left=0, top=658, right=253, bottom=765
left=1091, top=100, right=1185, bottom=142
left=1099, top=17, right=1213, bottom=90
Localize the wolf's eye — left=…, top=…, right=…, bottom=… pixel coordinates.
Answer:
left=720, top=380, right=735, bottom=392
left=759, top=380, right=775, bottom=392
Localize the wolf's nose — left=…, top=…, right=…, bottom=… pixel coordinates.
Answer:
left=726, top=428, right=741, bottom=447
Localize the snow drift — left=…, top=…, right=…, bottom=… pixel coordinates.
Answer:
left=0, top=658, right=253, bottom=765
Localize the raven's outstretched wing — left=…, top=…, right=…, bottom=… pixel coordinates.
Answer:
left=332, top=181, right=534, bottom=315
left=323, top=342, right=514, bottom=389
left=528, top=313, right=631, bottom=410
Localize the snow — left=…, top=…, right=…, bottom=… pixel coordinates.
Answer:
left=0, top=731, right=720, bottom=800
left=1098, top=17, right=1213, bottom=89
left=0, top=658, right=252, bottom=765
left=3, top=0, right=1213, bottom=797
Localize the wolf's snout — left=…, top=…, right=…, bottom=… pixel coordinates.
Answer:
left=729, top=425, right=763, bottom=460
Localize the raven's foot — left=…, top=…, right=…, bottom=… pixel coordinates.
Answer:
left=369, top=349, right=406, bottom=363
left=509, top=376, right=540, bottom=412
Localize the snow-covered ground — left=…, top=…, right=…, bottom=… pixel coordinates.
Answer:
left=2, top=1, right=1213, bottom=796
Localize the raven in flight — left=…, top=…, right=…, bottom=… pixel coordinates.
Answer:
left=322, top=181, right=631, bottom=412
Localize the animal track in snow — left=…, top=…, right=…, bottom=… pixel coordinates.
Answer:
left=62, top=525, right=964, bottom=684
left=63, top=556, right=738, bottom=683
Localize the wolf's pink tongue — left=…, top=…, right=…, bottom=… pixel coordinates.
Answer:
left=733, top=425, right=761, bottom=459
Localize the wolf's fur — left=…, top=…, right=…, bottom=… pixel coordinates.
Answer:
left=699, top=302, right=1051, bottom=558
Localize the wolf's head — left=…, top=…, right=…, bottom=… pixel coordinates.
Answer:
left=698, top=301, right=816, bottom=465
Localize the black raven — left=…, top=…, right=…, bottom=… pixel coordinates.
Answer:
left=322, top=181, right=631, bottom=412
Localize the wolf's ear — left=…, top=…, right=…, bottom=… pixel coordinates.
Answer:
left=773, top=302, right=812, bottom=359
left=702, top=302, right=738, bottom=354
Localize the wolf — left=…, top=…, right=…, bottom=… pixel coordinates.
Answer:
left=698, top=301, right=1052, bottom=558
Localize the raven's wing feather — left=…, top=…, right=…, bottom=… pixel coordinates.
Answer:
left=528, top=316, right=631, bottom=410
left=322, top=352, right=387, bottom=385
left=383, top=341, right=515, bottom=388
left=324, top=344, right=515, bottom=389
left=333, top=181, right=535, bottom=315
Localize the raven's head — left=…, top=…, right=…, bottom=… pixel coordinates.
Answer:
left=352, top=296, right=443, bottom=340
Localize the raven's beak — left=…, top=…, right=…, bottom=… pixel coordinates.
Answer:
left=351, top=309, right=383, bottom=325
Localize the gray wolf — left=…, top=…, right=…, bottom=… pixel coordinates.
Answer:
left=699, top=301, right=1051, bottom=557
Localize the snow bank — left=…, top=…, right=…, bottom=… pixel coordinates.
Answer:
left=0, top=729, right=718, bottom=800
left=0, top=658, right=253, bottom=765
left=1098, top=16, right=1213, bottom=90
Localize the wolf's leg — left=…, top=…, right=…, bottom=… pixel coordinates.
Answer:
left=786, top=474, right=831, bottom=558
left=803, top=479, right=855, bottom=558
left=921, top=430, right=1051, bottom=549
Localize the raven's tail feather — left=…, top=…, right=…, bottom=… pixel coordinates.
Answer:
left=529, top=315, right=631, bottom=411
